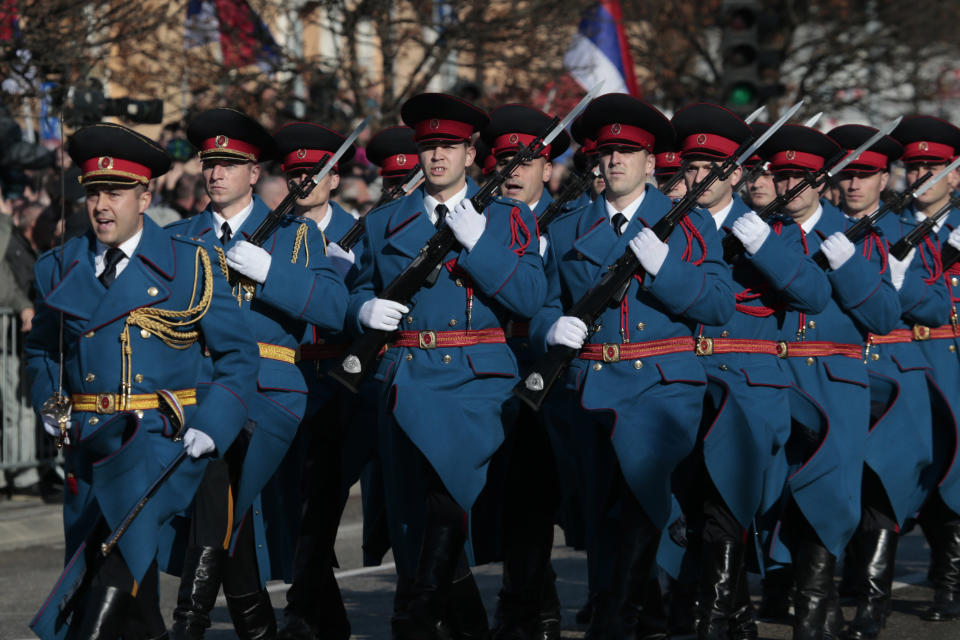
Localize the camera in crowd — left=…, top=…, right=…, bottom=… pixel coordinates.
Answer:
left=52, top=82, right=163, bottom=128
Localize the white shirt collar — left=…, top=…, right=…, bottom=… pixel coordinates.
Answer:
left=311, top=203, right=332, bottom=233
left=528, top=199, right=540, bottom=213
left=711, top=198, right=736, bottom=231
left=95, top=226, right=143, bottom=279
left=424, top=184, right=469, bottom=226
left=212, top=198, right=255, bottom=240
left=915, top=208, right=947, bottom=234
left=604, top=189, right=647, bottom=233
left=801, top=203, right=824, bottom=235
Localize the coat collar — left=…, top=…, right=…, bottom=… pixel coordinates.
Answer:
left=384, top=180, right=480, bottom=259
left=572, top=185, right=668, bottom=270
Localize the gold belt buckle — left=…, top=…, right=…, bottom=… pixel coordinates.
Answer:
left=776, top=341, right=788, bottom=358
left=913, top=325, right=931, bottom=341
left=96, top=393, right=116, bottom=414
left=601, top=343, right=621, bottom=363
left=419, top=330, right=438, bottom=349
left=695, top=337, right=714, bottom=356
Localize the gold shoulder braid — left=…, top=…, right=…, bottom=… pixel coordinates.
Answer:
left=292, top=222, right=313, bottom=265
left=213, top=244, right=255, bottom=305
left=116, top=247, right=215, bottom=410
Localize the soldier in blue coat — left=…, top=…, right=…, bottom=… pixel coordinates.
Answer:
left=477, top=104, right=571, bottom=640
left=671, top=108, right=833, bottom=638
left=888, top=115, right=960, bottom=623
left=529, top=93, right=735, bottom=639
left=166, top=109, right=349, bottom=639
left=347, top=93, right=546, bottom=639
left=654, top=149, right=685, bottom=200
left=26, top=123, right=258, bottom=640
left=761, top=126, right=901, bottom=638
left=827, top=124, right=953, bottom=638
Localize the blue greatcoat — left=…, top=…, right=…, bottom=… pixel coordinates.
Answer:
left=348, top=182, right=546, bottom=576
left=529, top=185, right=735, bottom=531
left=166, top=196, right=348, bottom=583
left=861, top=212, right=953, bottom=526
left=696, top=195, right=831, bottom=531
left=26, top=217, right=258, bottom=639
left=769, top=201, right=900, bottom=561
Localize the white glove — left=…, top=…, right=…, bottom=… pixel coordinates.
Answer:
left=887, top=248, right=914, bottom=291
left=546, top=316, right=589, bottom=349
left=538, top=235, right=549, bottom=258
left=182, top=428, right=215, bottom=458
left=731, top=211, right=771, bottom=255
left=447, top=199, right=486, bottom=252
left=628, top=227, right=669, bottom=277
left=820, top=232, right=856, bottom=270
left=325, top=242, right=356, bottom=278
left=41, top=412, right=70, bottom=445
left=949, top=227, right=960, bottom=251
left=358, top=298, right=409, bottom=331
left=225, top=241, right=272, bottom=284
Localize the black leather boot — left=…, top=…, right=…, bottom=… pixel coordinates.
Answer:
left=923, top=522, right=960, bottom=621
left=823, top=578, right=843, bottom=640
left=666, top=576, right=698, bottom=635
left=792, top=537, right=836, bottom=640
left=276, top=610, right=319, bottom=640
left=225, top=589, right=278, bottom=640
left=838, top=535, right=862, bottom=601
left=757, top=566, right=792, bottom=623
left=171, top=546, right=224, bottom=640
left=67, top=585, right=131, bottom=640
left=696, top=539, right=743, bottom=639
left=537, top=566, right=562, bottom=640
left=844, top=529, right=897, bottom=640
left=392, top=524, right=465, bottom=640
left=729, top=561, right=758, bottom=640
left=576, top=593, right=600, bottom=625
left=635, top=576, right=669, bottom=640
left=447, top=570, right=489, bottom=639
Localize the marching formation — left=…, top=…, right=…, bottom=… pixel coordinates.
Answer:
left=22, top=89, right=960, bottom=640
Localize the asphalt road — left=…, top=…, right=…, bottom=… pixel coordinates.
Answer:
left=2, top=491, right=959, bottom=639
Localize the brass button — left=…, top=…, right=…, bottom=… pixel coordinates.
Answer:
left=135, top=410, right=144, bottom=419
left=442, top=354, right=452, bottom=364
left=592, top=362, right=603, bottom=371
left=406, top=316, right=414, bottom=324
left=134, top=374, right=144, bottom=383
left=456, top=278, right=464, bottom=287
left=147, top=287, right=159, bottom=297
left=85, top=373, right=95, bottom=382
left=243, top=291, right=254, bottom=301
left=952, top=277, right=959, bottom=287
left=255, top=510, right=260, bottom=516
left=808, top=320, right=817, bottom=329
left=449, top=319, right=458, bottom=327
left=719, top=364, right=728, bottom=371
left=720, top=330, right=730, bottom=338
left=89, top=416, right=99, bottom=425
left=806, top=357, right=815, bottom=366
left=405, top=353, right=414, bottom=361
left=633, top=359, right=643, bottom=369
left=871, top=353, right=880, bottom=361
left=84, top=331, right=95, bottom=338
left=636, top=322, right=645, bottom=331
left=950, top=344, right=957, bottom=352
left=140, top=329, right=151, bottom=339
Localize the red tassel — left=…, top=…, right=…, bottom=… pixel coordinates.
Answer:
left=66, top=472, right=78, bottom=496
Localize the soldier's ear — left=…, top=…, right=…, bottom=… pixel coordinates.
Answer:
left=138, top=186, right=152, bottom=214
left=464, top=143, right=476, bottom=168
left=879, top=170, right=889, bottom=191
left=249, top=163, right=262, bottom=186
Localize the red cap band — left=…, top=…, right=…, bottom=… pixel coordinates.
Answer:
left=380, top=153, right=419, bottom=176
left=492, top=133, right=550, bottom=159
left=681, top=133, right=740, bottom=158
left=412, top=118, right=475, bottom=143
left=81, top=156, right=152, bottom=184
left=595, top=123, right=655, bottom=151
left=903, top=140, right=955, bottom=163
left=281, top=149, right=336, bottom=174
left=768, top=150, right=826, bottom=172
left=201, top=135, right=260, bottom=161
left=482, top=152, right=497, bottom=176
left=655, top=151, right=682, bottom=169
left=581, top=138, right=598, bottom=155
left=840, top=149, right=888, bottom=171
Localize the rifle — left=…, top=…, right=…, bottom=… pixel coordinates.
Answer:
left=812, top=154, right=960, bottom=269
left=337, top=166, right=424, bottom=252
left=513, top=101, right=804, bottom=411
left=328, top=82, right=604, bottom=393
left=537, top=168, right=596, bottom=230
left=245, top=118, right=368, bottom=246
left=890, top=194, right=960, bottom=260
left=658, top=168, right=686, bottom=197
left=721, top=116, right=903, bottom=260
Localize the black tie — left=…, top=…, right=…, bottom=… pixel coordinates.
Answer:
left=612, top=212, right=627, bottom=237
left=435, top=203, right=448, bottom=229
left=99, top=247, right=125, bottom=288
left=220, top=221, right=233, bottom=245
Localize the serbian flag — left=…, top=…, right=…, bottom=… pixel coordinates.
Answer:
left=186, top=0, right=280, bottom=71
left=563, top=0, right=639, bottom=97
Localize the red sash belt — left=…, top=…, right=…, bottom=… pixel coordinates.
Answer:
left=392, top=328, right=506, bottom=349
left=908, top=324, right=960, bottom=341
left=694, top=337, right=782, bottom=357
left=579, top=337, right=695, bottom=362
left=779, top=341, right=862, bottom=359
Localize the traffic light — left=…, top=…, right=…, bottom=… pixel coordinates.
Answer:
left=720, top=0, right=760, bottom=113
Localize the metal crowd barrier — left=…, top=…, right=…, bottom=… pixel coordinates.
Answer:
left=0, top=307, right=62, bottom=475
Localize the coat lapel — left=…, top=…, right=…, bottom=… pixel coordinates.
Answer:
left=385, top=188, right=437, bottom=259
left=44, top=234, right=102, bottom=321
